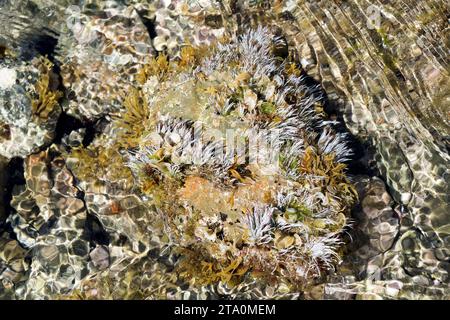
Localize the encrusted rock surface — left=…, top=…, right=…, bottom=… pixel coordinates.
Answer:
left=323, top=176, right=449, bottom=300
left=347, top=176, right=400, bottom=273
left=0, top=0, right=448, bottom=300
left=6, top=148, right=90, bottom=298
left=57, top=3, right=155, bottom=121
left=269, top=0, right=449, bottom=299
left=0, top=54, right=61, bottom=159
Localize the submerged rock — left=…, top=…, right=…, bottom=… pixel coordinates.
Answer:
left=0, top=0, right=448, bottom=300
left=0, top=156, right=7, bottom=224
left=6, top=147, right=90, bottom=299
left=273, top=0, right=449, bottom=297
left=0, top=51, right=61, bottom=159
left=0, top=234, right=29, bottom=299
left=57, top=3, right=154, bottom=121
left=62, top=27, right=357, bottom=298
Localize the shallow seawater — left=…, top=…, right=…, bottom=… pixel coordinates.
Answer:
left=0, top=0, right=448, bottom=300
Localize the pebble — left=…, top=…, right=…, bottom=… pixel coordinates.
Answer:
left=89, top=245, right=110, bottom=270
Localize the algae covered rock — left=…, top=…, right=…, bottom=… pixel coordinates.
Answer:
left=0, top=50, right=61, bottom=159
left=79, top=27, right=356, bottom=294
left=57, top=26, right=359, bottom=298
left=57, top=3, right=154, bottom=121
left=0, top=0, right=448, bottom=301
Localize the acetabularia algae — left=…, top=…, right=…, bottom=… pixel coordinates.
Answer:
left=66, top=27, right=357, bottom=297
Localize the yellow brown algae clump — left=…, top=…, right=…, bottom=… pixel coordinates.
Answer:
left=110, top=27, right=357, bottom=292
left=31, top=58, right=63, bottom=120
left=60, top=28, right=356, bottom=299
